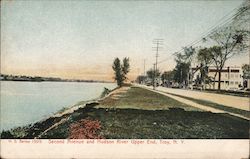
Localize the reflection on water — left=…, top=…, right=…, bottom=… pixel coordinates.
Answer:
left=0, top=81, right=116, bottom=131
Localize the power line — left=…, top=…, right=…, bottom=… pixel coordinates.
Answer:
left=183, top=4, right=247, bottom=49
left=157, top=3, right=248, bottom=65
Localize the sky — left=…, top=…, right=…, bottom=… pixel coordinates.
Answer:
left=1, top=0, right=248, bottom=81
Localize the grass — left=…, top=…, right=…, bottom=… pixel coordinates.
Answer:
left=40, top=107, right=249, bottom=139
left=98, top=86, right=202, bottom=111
left=163, top=92, right=250, bottom=118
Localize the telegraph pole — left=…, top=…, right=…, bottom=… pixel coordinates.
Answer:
left=152, top=39, right=164, bottom=90
left=153, top=63, right=156, bottom=89
left=143, top=59, right=146, bottom=76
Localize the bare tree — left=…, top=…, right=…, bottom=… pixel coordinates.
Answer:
left=206, top=0, right=250, bottom=90
left=209, top=25, right=249, bottom=90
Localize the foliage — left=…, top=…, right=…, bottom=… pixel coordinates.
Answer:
left=146, top=68, right=160, bottom=79
left=0, top=130, right=14, bottom=139
left=232, top=0, right=250, bottom=31
left=112, top=57, right=130, bottom=87
left=183, top=46, right=196, bottom=63
left=146, top=68, right=160, bottom=82
left=197, top=47, right=213, bottom=87
left=161, top=71, right=174, bottom=83
left=173, top=62, right=190, bottom=84
left=122, top=57, right=130, bottom=80
left=146, top=68, right=160, bottom=85
left=197, top=47, right=213, bottom=66
left=69, top=119, right=103, bottom=139
left=209, top=24, right=249, bottom=90
left=242, top=64, right=250, bottom=79
left=196, top=47, right=218, bottom=87
left=100, top=87, right=111, bottom=98
left=173, top=52, right=191, bottom=85
left=136, top=75, right=147, bottom=84
left=112, top=58, right=123, bottom=87
left=194, top=2, right=250, bottom=90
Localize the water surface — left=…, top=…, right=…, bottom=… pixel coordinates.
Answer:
left=0, top=81, right=116, bottom=131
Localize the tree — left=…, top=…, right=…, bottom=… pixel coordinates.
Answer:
left=161, top=71, right=174, bottom=81
left=242, top=64, right=250, bottom=88
left=197, top=48, right=213, bottom=68
left=173, top=62, right=190, bottom=85
left=209, top=26, right=248, bottom=90
left=197, top=47, right=214, bottom=88
left=173, top=52, right=191, bottom=87
left=242, top=64, right=250, bottom=79
left=112, top=58, right=123, bottom=87
left=147, top=68, right=160, bottom=79
left=232, top=0, right=250, bottom=31
left=183, top=46, right=196, bottom=87
left=122, top=57, right=130, bottom=81
left=173, top=47, right=196, bottom=88
left=161, top=71, right=174, bottom=87
left=136, top=75, right=147, bottom=84
left=112, top=57, right=130, bottom=87
left=208, top=46, right=225, bottom=90
left=207, top=0, right=250, bottom=90
left=146, top=68, right=160, bottom=85
left=183, top=46, right=196, bottom=62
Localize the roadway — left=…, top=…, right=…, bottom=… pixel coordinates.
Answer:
left=138, top=85, right=249, bottom=111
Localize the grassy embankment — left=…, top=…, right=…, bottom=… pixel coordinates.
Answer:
left=1, top=86, right=249, bottom=139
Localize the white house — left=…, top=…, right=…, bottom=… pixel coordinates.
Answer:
left=191, top=66, right=244, bottom=90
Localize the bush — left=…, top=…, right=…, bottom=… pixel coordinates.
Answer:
left=69, top=119, right=103, bottom=139
left=100, top=87, right=111, bottom=98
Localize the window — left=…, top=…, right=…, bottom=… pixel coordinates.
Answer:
left=230, top=81, right=234, bottom=85
left=230, top=74, right=234, bottom=78
left=235, top=74, right=238, bottom=78
left=235, top=81, right=239, bottom=85
left=225, top=74, right=228, bottom=78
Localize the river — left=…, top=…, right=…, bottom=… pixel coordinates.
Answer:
left=0, top=81, right=116, bottom=131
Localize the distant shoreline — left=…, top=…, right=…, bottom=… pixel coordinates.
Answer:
left=0, top=79, right=114, bottom=83
left=0, top=74, right=113, bottom=83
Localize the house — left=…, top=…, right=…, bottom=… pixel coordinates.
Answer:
left=191, top=66, right=244, bottom=90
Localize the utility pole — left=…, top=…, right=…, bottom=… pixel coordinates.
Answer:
left=153, top=63, right=156, bottom=89
left=152, top=39, right=164, bottom=90
left=143, top=59, right=146, bottom=76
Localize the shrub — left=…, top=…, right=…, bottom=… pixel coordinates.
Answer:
left=69, top=119, right=103, bottom=139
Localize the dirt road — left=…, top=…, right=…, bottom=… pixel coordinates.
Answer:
left=138, top=85, right=249, bottom=111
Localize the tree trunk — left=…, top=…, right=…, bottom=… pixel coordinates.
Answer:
left=218, top=70, right=221, bottom=90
